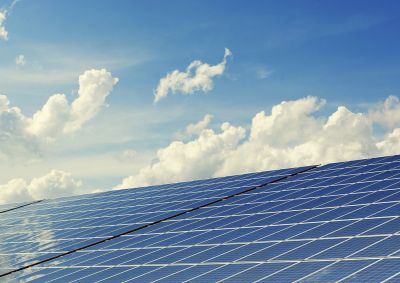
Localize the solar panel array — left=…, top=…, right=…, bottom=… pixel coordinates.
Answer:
left=0, top=166, right=310, bottom=281
left=2, top=155, right=400, bottom=282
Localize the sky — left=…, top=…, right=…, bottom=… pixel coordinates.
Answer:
left=1, top=0, right=400, bottom=204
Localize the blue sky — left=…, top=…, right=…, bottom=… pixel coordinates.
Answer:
left=1, top=0, right=400, bottom=203
left=6, top=0, right=400, bottom=106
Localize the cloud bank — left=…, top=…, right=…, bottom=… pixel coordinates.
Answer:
left=118, top=96, right=400, bottom=189
left=0, top=68, right=118, bottom=161
left=154, top=48, right=232, bottom=103
left=118, top=122, right=245, bottom=188
left=0, top=170, right=82, bottom=204
left=0, top=68, right=118, bottom=203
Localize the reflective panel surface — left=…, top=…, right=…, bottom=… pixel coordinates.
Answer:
left=0, top=166, right=306, bottom=278
left=3, top=155, right=400, bottom=282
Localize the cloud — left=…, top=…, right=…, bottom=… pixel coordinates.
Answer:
left=154, top=48, right=232, bottom=103
left=218, top=102, right=377, bottom=176
left=0, top=170, right=82, bottom=204
left=377, top=128, right=400, bottom=156
left=116, top=122, right=245, bottom=188
left=369, top=95, right=400, bottom=129
left=175, top=114, right=213, bottom=140
left=0, top=0, right=19, bottom=41
left=65, top=68, right=119, bottom=133
left=28, top=68, right=118, bottom=139
left=15, top=54, right=26, bottom=66
left=0, top=94, right=41, bottom=161
left=0, top=68, right=118, bottom=160
left=0, top=10, right=8, bottom=41
left=118, top=96, right=400, bottom=188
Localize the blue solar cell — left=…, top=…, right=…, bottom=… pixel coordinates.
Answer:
left=298, top=260, right=375, bottom=282
left=327, top=218, right=389, bottom=237
left=219, top=262, right=292, bottom=282
left=176, top=230, right=232, bottom=246
left=373, top=203, right=400, bottom=217
left=385, top=273, right=400, bottom=283
left=203, top=228, right=255, bottom=244
left=364, top=217, right=400, bottom=235
left=179, top=244, right=239, bottom=263
left=341, top=259, right=400, bottom=283
left=293, top=220, right=354, bottom=239
left=276, top=238, right=343, bottom=260
left=353, top=236, right=400, bottom=258
left=11, top=267, right=58, bottom=282
left=26, top=267, right=84, bottom=282
left=154, top=264, right=221, bottom=282
left=129, top=247, right=184, bottom=264
left=221, top=226, right=287, bottom=243
left=126, top=265, right=187, bottom=282
left=380, top=190, right=400, bottom=202
left=241, top=211, right=301, bottom=227
left=331, top=182, right=374, bottom=195
left=207, top=243, right=270, bottom=262
left=45, top=267, right=113, bottom=282
left=257, top=223, right=317, bottom=241
left=338, top=203, right=396, bottom=219
left=263, top=261, right=333, bottom=282
left=240, top=241, right=309, bottom=261
left=149, top=246, right=208, bottom=264
left=278, top=209, right=327, bottom=224
left=92, top=266, right=161, bottom=282
left=314, top=236, right=385, bottom=259
left=308, top=206, right=363, bottom=222
left=350, top=190, right=399, bottom=205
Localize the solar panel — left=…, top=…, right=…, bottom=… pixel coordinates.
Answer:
left=0, top=200, right=42, bottom=214
left=3, top=155, right=400, bottom=282
left=0, top=166, right=310, bottom=279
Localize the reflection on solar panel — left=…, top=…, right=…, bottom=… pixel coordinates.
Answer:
left=2, top=155, right=400, bottom=282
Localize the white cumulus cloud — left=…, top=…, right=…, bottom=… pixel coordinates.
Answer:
left=369, top=95, right=400, bottom=129
left=28, top=68, right=118, bottom=140
left=116, top=122, right=245, bottom=188
left=0, top=170, right=82, bottom=204
left=118, top=96, right=400, bottom=189
left=65, top=69, right=119, bottom=133
left=217, top=102, right=377, bottom=176
left=0, top=68, right=118, bottom=159
left=154, top=48, right=232, bottom=103
left=377, top=128, right=400, bottom=156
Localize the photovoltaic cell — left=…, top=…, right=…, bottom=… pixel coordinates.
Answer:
left=2, top=154, right=400, bottom=282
